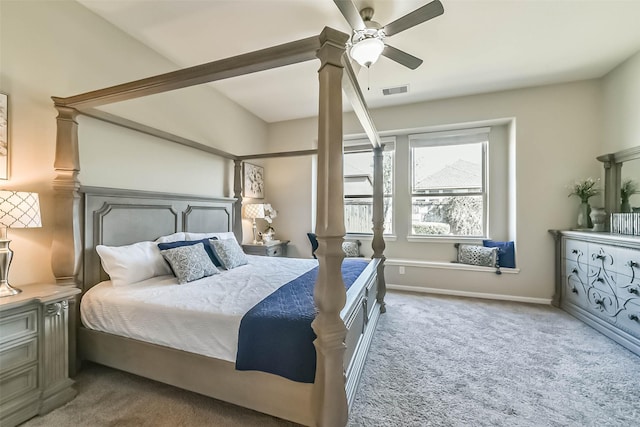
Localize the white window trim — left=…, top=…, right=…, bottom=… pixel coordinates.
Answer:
left=408, top=127, right=490, bottom=239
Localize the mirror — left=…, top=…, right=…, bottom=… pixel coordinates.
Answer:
left=597, top=146, right=640, bottom=221
left=621, top=157, right=640, bottom=211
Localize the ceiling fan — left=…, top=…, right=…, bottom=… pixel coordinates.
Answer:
left=334, top=0, right=444, bottom=69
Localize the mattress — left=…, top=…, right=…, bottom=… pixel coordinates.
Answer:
left=80, top=255, right=317, bottom=363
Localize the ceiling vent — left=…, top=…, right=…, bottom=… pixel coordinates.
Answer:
left=382, top=85, right=408, bottom=96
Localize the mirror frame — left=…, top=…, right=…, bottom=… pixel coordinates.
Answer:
left=597, top=145, right=640, bottom=226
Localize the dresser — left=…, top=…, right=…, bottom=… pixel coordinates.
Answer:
left=551, top=231, right=640, bottom=356
left=0, top=284, right=81, bottom=427
left=242, top=240, right=289, bottom=257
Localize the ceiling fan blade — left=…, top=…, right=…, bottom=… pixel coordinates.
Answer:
left=333, top=0, right=366, bottom=31
left=382, top=44, right=424, bottom=70
left=383, top=0, right=444, bottom=37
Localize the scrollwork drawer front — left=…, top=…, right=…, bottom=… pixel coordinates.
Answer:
left=588, top=243, right=616, bottom=270
left=0, top=309, right=37, bottom=345
left=615, top=271, right=640, bottom=296
left=617, top=300, right=640, bottom=339
left=616, top=247, right=640, bottom=278
left=563, top=261, right=588, bottom=308
left=564, top=239, right=588, bottom=265
left=0, top=338, right=38, bottom=375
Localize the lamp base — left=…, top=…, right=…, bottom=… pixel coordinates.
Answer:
left=0, top=282, right=21, bottom=298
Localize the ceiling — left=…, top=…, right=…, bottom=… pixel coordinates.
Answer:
left=78, top=0, right=640, bottom=124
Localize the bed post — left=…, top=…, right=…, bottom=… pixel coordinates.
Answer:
left=372, top=146, right=387, bottom=313
left=311, top=27, right=350, bottom=427
left=50, top=102, right=82, bottom=287
left=233, top=159, right=243, bottom=242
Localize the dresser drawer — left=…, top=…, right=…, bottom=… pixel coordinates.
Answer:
left=0, top=364, right=38, bottom=405
left=564, top=239, right=588, bottom=265
left=0, top=309, right=37, bottom=345
left=563, top=261, right=588, bottom=308
left=0, top=338, right=38, bottom=375
left=615, top=246, right=640, bottom=278
left=616, top=300, right=640, bottom=339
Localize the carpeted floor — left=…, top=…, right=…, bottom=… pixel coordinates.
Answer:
left=22, top=291, right=640, bottom=427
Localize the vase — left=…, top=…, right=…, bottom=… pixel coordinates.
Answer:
left=577, top=202, right=592, bottom=229
left=621, top=198, right=632, bottom=213
left=590, top=207, right=607, bottom=232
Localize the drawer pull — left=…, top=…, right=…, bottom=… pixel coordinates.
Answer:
left=572, top=249, right=579, bottom=254
left=571, top=287, right=578, bottom=294
left=629, top=314, right=639, bottom=322
left=629, top=288, right=639, bottom=295
left=595, top=299, right=604, bottom=306
left=571, top=268, right=578, bottom=274
left=596, top=277, right=605, bottom=283
left=596, top=254, right=605, bottom=260
left=627, top=260, right=639, bottom=268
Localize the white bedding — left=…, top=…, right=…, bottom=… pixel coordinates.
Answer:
left=80, top=255, right=317, bottom=363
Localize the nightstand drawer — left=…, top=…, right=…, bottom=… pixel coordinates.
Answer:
left=266, top=245, right=283, bottom=257
left=0, top=338, right=38, bottom=375
left=0, top=364, right=38, bottom=405
left=0, top=309, right=37, bottom=345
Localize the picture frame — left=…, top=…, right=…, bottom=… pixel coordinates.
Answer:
left=0, top=93, right=8, bottom=180
left=243, top=162, right=264, bottom=199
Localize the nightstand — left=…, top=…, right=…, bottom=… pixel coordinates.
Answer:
left=243, top=240, right=289, bottom=257
left=0, top=284, right=80, bottom=427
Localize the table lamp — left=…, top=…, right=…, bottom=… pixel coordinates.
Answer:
left=0, top=191, right=42, bottom=297
left=244, top=203, right=265, bottom=244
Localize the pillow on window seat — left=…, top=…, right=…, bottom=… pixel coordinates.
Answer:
left=455, top=244, right=499, bottom=268
left=483, top=240, right=516, bottom=268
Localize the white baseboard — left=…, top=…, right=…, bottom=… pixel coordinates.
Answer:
left=387, top=284, right=552, bottom=305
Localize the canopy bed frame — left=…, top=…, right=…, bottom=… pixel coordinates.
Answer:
left=50, top=27, right=387, bottom=427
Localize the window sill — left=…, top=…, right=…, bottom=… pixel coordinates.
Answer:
left=406, top=236, right=486, bottom=244
left=346, top=234, right=397, bottom=242
left=386, top=258, right=520, bottom=274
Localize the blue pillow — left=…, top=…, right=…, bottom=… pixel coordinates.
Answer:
left=482, top=240, right=515, bottom=268
left=158, top=238, right=221, bottom=267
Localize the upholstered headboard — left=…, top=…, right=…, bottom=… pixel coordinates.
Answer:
left=82, top=186, right=236, bottom=292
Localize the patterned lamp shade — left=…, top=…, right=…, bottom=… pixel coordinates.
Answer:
left=0, top=191, right=42, bottom=229
left=244, top=203, right=265, bottom=220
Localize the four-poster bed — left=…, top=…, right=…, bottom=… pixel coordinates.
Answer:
left=50, top=27, right=387, bottom=426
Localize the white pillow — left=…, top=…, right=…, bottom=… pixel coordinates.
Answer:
left=155, top=232, right=187, bottom=243
left=185, top=231, right=237, bottom=242
left=96, top=241, right=172, bottom=287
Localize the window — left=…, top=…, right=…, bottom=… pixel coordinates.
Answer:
left=343, top=140, right=394, bottom=235
left=410, top=128, right=489, bottom=237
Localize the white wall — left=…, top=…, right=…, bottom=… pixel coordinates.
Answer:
left=266, top=80, right=603, bottom=301
left=602, top=51, right=640, bottom=153
left=601, top=50, right=640, bottom=207
left=0, top=0, right=267, bottom=285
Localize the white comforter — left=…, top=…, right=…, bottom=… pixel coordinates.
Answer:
left=80, top=255, right=317, bottom=363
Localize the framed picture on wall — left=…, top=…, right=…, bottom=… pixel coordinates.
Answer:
left=0, top=93, right=8, bottom=180
left=243, top=162, right=264, bottom=199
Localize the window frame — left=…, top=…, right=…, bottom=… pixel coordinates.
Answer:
left=408, top=127, right=490, bottom=239
left=343, top=137, right=395, bottom=236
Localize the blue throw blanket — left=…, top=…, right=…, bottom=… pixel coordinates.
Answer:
left=235, top=258, right=369, bottom=383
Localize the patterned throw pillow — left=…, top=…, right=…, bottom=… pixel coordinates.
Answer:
left=209, top=238, right=249, bottom=270
left=456, top=244, right=499, bottom=267
left=342, top=241, right=361, bottom=257
left=160, top=243, right=219, bottom=284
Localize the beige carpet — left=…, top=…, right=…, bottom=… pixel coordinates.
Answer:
left=22, top=291, right=640, bottom=426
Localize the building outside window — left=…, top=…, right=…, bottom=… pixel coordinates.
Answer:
left=410, top=128, right=490, bottom=237
left=343, top=140, right=394, bottom=235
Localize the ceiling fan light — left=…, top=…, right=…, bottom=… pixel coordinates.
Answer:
left=350, top=37, right=384, bottom=68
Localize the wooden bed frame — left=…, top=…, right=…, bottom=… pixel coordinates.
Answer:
left=50, top=27, right=387, bottom=426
